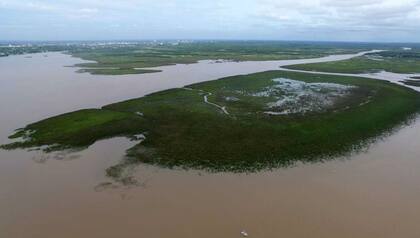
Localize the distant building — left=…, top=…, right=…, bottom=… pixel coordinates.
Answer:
left=402, top=47, right=412, bottom=51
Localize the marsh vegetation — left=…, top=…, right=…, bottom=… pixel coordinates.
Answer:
left=68, top=41, right=372, bottom=75
left=2, top=70, right=419, bottom=179
left=285, top=50, right=420, bottom=74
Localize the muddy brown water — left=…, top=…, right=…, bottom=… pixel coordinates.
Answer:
left=1, top=52, right=420, bottom=238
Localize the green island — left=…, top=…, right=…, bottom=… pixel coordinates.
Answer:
left=2, top=70, right=419, bottom=180
left=3, top=41, right=418, bottom=76
left=68, top=41, right=368, bottom=75
left=76, top=68, right=161, bottom=75
left=284, top=50, right=420, bottom=74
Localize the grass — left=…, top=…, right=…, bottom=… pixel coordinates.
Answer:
left=2, top=109, right=146, bottom=151
left=2, top=70, right=420, bottom=179
left=77, top=68, right=161, bottom=75
left=4, top=41, right=419, bottom=76
left=285, top=50, right=420, bottom=74
left=68, top=41, right=370, bottom=75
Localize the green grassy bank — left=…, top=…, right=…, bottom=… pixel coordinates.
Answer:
left=2, top=71, right=419, bottom=179
left=285, top=50, right=420, bottom=74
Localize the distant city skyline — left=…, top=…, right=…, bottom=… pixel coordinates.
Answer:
left=1, top=0, right=420, bottom=42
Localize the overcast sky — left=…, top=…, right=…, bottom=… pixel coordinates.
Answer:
left=1, top=0, right=420, bottom=42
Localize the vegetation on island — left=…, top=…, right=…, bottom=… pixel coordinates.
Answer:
left=2, top=70, right=419, bottom=180
left=76, top=68, right=161, bottom=75
left=3, top=40, right=373, bottom=75
left=3, top=41, right=420, bottom=75
left=68, top=41, right=372, bottom=75
left=284, top=50, right=420, bottom=74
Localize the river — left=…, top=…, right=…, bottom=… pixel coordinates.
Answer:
left=1, top=51, right=420, bottom=238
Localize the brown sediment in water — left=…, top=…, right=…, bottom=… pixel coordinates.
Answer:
left=1, top=52, right=420, bottom=238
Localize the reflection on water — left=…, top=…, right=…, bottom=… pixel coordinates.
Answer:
left=1, top=52, right=420, bottom=238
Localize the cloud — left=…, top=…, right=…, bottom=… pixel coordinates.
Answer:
left=0, top=0, right=420, bottom=41
left=254, top=0, right=420, bottom=30
left=78, top=8, right=98, bottom=14
left=0, top=1, right=100, bottom=18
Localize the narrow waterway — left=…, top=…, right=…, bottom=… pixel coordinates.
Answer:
left=1, top=51, right=420, bottom=238
left=280, top=67, right=420, bottom=92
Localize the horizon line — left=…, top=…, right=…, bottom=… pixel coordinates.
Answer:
left=0, top=39, right=420, bottom=45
